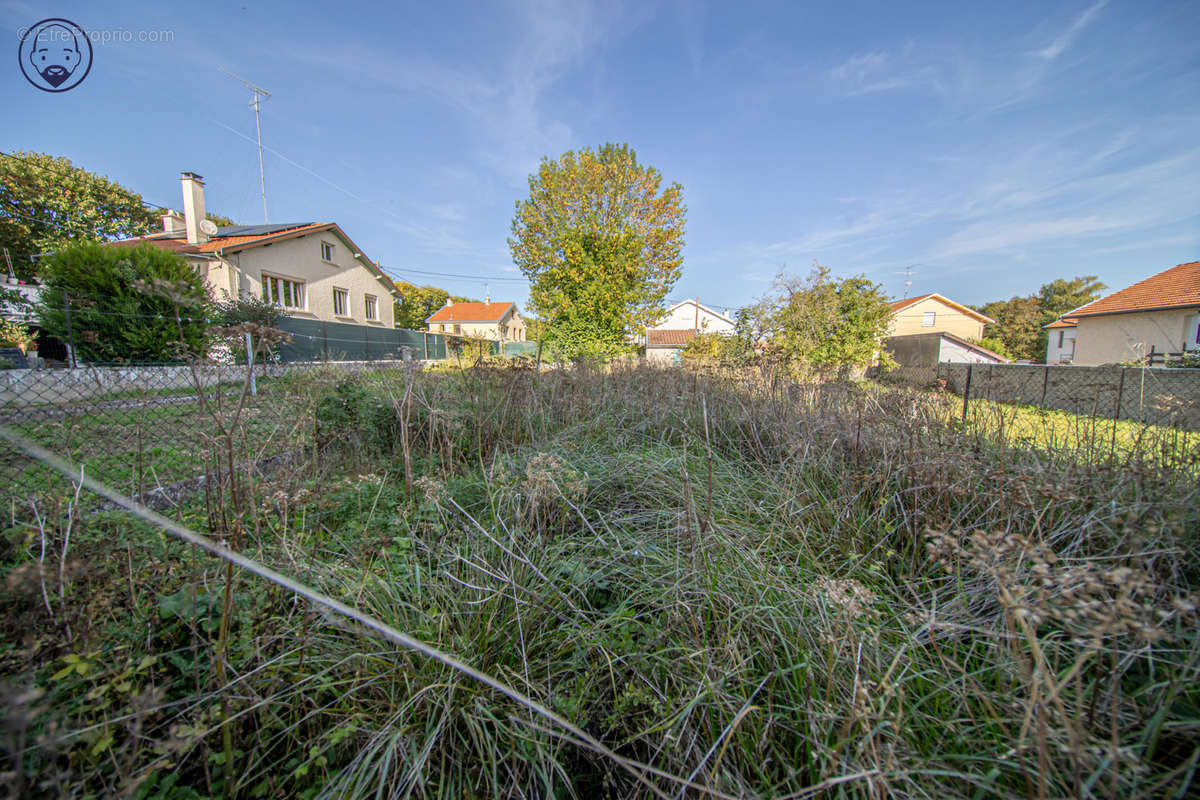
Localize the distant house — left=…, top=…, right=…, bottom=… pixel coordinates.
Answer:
left=888, top=293, right=994, bottom=341
left=114, top=173, right=400, bottom=327
left=1068, top=261, right=1200, bottom=365
left=884, top=293, right=999, bottom=365
left=426, top=300, right=526, bottom=342
left=883, top=331, right=1007, bottom=367
left=1044, top=318, right=1078, bottom=364
left=645, top=299, right=735, bottom=364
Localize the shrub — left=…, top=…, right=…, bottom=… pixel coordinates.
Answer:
left=36, top=242, right=212, bottom=363
left=0, top=318, right=35, bottom=352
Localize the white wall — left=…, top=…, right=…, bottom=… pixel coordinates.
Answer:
left=651, top=301, right=735, bottom=334
left=1046, top=328, right=1077, bottom=363
left=938, top=337, right=1003, bottom=364
left=646, top=347, right=682, bottom=364
left=195, top=231, right=396, bottom=328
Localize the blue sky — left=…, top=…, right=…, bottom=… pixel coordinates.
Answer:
left=4, top=0, right=1198, bottom=313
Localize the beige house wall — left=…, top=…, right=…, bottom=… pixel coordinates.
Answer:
left=1073, top=309, right=1200, bottom=365
left=889, top=296, right=986, bottom=341
left=189, top=231, right=395, bottom=328
left=429, top=309, right=526, bottom=341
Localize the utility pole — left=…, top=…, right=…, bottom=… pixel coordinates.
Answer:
left=221, top=69, right=272, bottom=223
left=902, top=265, right=915, bottom=298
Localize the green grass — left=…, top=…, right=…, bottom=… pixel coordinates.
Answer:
left=963, top=396, right=1199, bottom=469
left=1, top=364, right=1197, bottom=798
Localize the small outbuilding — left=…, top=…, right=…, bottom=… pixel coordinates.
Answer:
left=884, top=331, right=1008, bottom=367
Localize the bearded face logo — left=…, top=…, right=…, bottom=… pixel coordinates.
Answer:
left=18, top=19, right=92, bottom=92
left=29, top=24, right=80, bottom=86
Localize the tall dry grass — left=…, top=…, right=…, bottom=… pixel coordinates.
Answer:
left=2, top=362, right=1197, bottom=798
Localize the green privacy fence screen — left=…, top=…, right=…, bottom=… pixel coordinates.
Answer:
left=275, top=318, right=447, bottom=361
left=501, top=341, right=540, bottom=358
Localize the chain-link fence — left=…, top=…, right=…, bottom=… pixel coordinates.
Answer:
left=0, top=359, right=423, bottom=523
left=877, top=362, right=1200, bottom=430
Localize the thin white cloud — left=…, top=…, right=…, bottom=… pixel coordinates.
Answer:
left=828, top=50, right=945, bottom=96
left=1038, top=0, right=1109, bottom=61
left=930, top=216, right=1125, bottom=260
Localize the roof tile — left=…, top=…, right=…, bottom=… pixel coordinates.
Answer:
left=647, top=329, right=697, bottom=347
left=1071, top=261, right=1200, bottom=317
left=427, top=302, right=516, bottom=323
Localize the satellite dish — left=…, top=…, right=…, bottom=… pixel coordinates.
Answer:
left=199, top=219, right=219, bottom=236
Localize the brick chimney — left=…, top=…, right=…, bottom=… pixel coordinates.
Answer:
left=180, top=172, right=208, bottom=244
left=161, top=210, right=186, bottom=234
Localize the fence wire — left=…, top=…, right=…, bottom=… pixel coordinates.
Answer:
left=877, top=362, right=1200, bottom=430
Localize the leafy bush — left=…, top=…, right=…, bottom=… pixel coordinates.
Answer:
left=35, top=242, right=212, bottom=363
left=0, top=318, right=35, bottom=351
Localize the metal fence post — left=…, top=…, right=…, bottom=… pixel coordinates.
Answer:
left=62, top=290, right=77, bottom=368
left=1040, top=365, right=1050, bottom=408
left=1114, top=366, right=1127, bottom=422
left=423, top=332, right=428, bottom=360
left=962, top=364, right=973, bottom=423
left=245, top=331, right=257, bottom=396
left=1111, top=367, right=1127, bottom=458
left=364, top=327, right=369, bottom=361
left=322, top=322, right=329, bottom=362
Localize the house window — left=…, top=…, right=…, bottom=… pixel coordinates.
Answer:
left=923, top=311, right=936, bottom=327
left=453, top=324, right=461, bottom=335
left=1187, top=314, right=1200, bottom=351
left=364, top=294, right=378, bottom=321
left=320, top=241, right=335, bottom=262
left=332, top=287, right=349, bottom=317
left=1058, top=331, right=1065, bottom=348
left=261, top=274, right=305, bottom=309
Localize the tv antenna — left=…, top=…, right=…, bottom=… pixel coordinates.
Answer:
left=901, top=264, right=917, bottom=298
left=220, top=68, right=271, bottom=223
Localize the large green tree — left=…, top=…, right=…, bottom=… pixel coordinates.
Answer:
left=36, top=242, right=212, bottom=363
left=1, top=152, right=157, bottom=278
left=979, top=275, right=1106, bottom=361
left=509, top=143, right=685, bottom=356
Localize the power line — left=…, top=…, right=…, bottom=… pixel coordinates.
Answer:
left=381, top=265, right=527, bottom=284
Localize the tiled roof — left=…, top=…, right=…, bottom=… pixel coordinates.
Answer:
left=1071, top=261, right=1200, bottom=317
left=1044, top=317, right=1078, bottom=330
left=889, top=293, right=994, bottom=324
left=108, top=222, right=400, bottom=297
left=646, top=329, right=696, bottom=347
left=427, top=302, right=516, bottom=323
left=112, top=222, right=326, bottom=255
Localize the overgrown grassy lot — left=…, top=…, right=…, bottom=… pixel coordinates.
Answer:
left=2, top=364, right=1197, bottom=798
